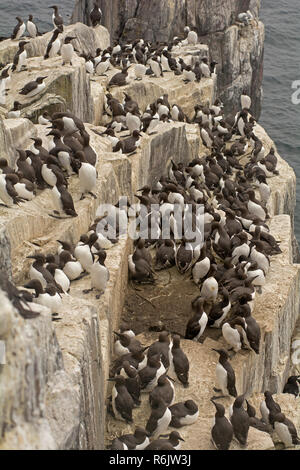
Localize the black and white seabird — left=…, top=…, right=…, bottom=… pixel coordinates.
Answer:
left=212, top=348, right=237, bottom=398
left=0, top=272, right=39, bottom=319
left=74, top=234, right=94, bottom=273
left=108, top=375, right=134, bottom=423
left=110, top=427, right=150, bottom=451
left=27, top=253, right=60, bottom=291
left=50, top=172, right=78, bottom=219
left=229, top=395, right=250, bottom=447
left=19, top=76, right=47, bottom=97
left=200, top=58, right=211, bottom=78
left=146, top=397, right=172, bottom=439
left=260, top=391, right=281, bottom=425
left=44, top=28, right=62, bottom=59
left=46, top=263, right=70, bottom=294
left=11, top=17, right=26, bottom=41
left=147, top=331, right=172, bottom=369
left=273, top=412, right=300, bottom=448
left=211, top=399, right=233, bottom=450
left=75, top=151, right=97, bottom=199
left=61, top=36, right=76, bottom=66
left=16, top=148, right=36, bottom=183
left=113, top=130, right=141, bottom=155
left=27, top=15, right=39, bottom=38
left=14, top=172, right=35, bottom=201
left=113, top=331, right=143, bottom=357
left=283, top=376, right=300, bottom=398
left=90, top=1, right=102, bottom=27
left=139, top=353, right=166, bottom=392
left=168, top=335, right=189, bottom=388
left=185, top=298, right=208, bottom=341
left=149, top=374, right=175, bottom=408
left=245, top=400, right=272, bottom=433
left=120, top=361, right=141, bottom=407
left=7, top=101, right=22, bottom=119
left=89, top=250, right=110, bottom=298
left=108, top=67, right=130, bottom=87
left=155, top=239, right=176, bottom=270
left=59, top=250, right=84, bottom=281
left=48, top=130, right=73, bottom=175
left=0, top=174, right=22, bottom=207
left=149, top=56, right=163, bottom=78
left=38, top=111, right=51, bottom=125
left=12, top=40, right=28, bottom=72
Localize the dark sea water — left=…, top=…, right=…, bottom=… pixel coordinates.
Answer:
left=0, top=1, right=74, bottom=37
left=260, top=0, right=300, bottom=241
left=0, top=1, right=299, bottom=239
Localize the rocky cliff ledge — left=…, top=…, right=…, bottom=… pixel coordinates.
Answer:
left=71, top=0, right=264, bottom=118
left=0, top=20, right=299, bottom=450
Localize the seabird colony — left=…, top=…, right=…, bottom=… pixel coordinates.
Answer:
left=0, top=5, right=298, bottom=451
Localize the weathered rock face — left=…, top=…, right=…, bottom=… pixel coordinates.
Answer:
left=72, top=0, right=255, bottom=42
left=0, top=20, right=298, bottom=450
left=72, top=0, right=264, bottom=117
left=91, top=43, right=215, bottom=125
left=106, top=331, right=276, bottom=451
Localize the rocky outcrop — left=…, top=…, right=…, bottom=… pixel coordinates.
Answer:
left=72, top=0, right=264, bottom=117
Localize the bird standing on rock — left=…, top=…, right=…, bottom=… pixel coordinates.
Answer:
left=50, top=172, right=78, bottom=219
left=27, top=15, right=39, bottom=38
left=211, top=399, right=233, bottom=450
left=61, top=36, right=76, bottom=66
left=168, top=335, right=189, bottom=387
left=44, top=28, right=62, bottom=59
left=146, top=397, right=172, bottom=439
left=169, top=400, right=199, bottom=427
left=76, top=151, right=97, bottom=200
left=11, top=17, right=26, bottom=41
left=90, top=1, right=102, bottom=27
left=50, top=5, right=64, bottom=30
left=212, top=348, right=237, bottom=399
left=89, top=250, right=110, bottom=298
left=108, top=67, right=130, bottom=87
left=229, top=395, right=250, bottom=447
left=12, top=41, right=28, bottom=73
left=108, top=375, right=134, bottom=423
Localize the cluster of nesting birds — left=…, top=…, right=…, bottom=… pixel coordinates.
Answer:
left=108, top=330, right=198, bottom=450
left=0, top=197, right=131, bottom=322
left=82, top=28, right=215, bottom=86
left=111, top=90, right=299, bottom=448
left=125, top=91, right=280, bottom=352
left=0, top=3, right=102, bottom=104
left=0, top=110, right=99, bottom=216
left=0, top=4, right=214, bottom=109
left=22, top=226, right=111, bottom=320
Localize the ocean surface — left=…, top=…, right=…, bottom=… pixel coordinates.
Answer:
left=260, top=0, right=300, bottom=241
left=0, top=1, right=299, bottom=239
left=0, top=1, right=75, bottom=37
